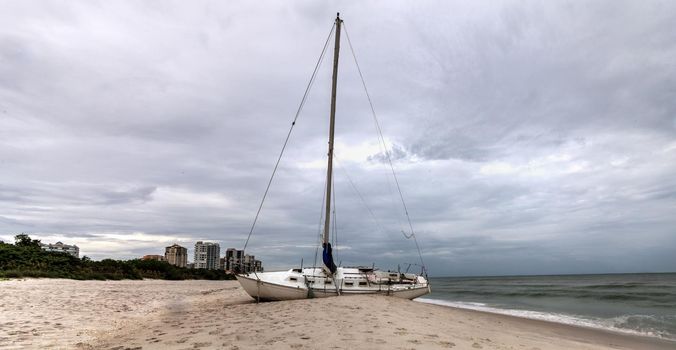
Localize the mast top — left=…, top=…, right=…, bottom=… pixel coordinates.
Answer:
left=336, top=13, right=341, bottom=22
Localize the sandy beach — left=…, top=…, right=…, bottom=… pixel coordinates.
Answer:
left=1, top=279, right=674, bottom=350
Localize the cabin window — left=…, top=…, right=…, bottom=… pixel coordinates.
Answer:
left=344, top=282, right=353, bottom=287
left=325, top=280, right=332, bottom=284
left=289, top=277, right=298, bottom=282
left=359, top=281, right=367, bottom=286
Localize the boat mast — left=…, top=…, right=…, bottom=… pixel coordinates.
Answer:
left=324, top=13, right=342, bottom=247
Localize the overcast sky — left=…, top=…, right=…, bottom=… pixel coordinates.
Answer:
left=1, top=1, right=675, bottom=276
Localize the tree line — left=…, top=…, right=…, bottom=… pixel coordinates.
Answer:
left=0, top=234, right=235, bottom=280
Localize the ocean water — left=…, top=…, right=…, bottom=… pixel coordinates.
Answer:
left=416, top=273, right=676, bottom=340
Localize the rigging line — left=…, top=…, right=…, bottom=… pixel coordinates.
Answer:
left=402, top=231, right=415, bottom=239
left=344, top=25, right=404, bottom=233
left=344, top=24, right=426, bottom=271
left=243, top=23, right=336, bottom=253
left=333, top=153, right=386, bottom=234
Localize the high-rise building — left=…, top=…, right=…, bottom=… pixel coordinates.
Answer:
left=225, top=248, right=244, bottom=272
left=242, top=254, right=263, bottom=273
left=254, top=259, right=263, bottom=272
left=194, top=241, right=220, bottom=270
left=165, top=244, right=188, bottom=268
left=224, top=248, right=263, bottom=273
left=40, top=241, right=79, bottom=258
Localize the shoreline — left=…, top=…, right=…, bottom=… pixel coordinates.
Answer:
left=2, top=278, right=675, bottom=349
left=415, top=298, right=676, bottom=349
left=416, top=297, right=675, bottom=342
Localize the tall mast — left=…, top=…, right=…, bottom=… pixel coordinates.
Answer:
left=324, top=13, right=342, bottom=246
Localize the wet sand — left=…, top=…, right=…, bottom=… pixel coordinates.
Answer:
left=1, top=279, right=674, bottom=349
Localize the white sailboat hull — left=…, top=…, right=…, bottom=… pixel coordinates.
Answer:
left=237, top=273, right=321, bottom=301
left=237, top=267, right=431, bottom=302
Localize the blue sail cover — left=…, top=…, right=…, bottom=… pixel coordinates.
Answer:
left=322, top=243, right=337, bottom=274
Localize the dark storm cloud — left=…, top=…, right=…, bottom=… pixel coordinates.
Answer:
left=1, top=1, right=674, bottom=275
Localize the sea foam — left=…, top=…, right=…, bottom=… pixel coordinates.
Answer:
left=415, top=297, right=674, bottom=340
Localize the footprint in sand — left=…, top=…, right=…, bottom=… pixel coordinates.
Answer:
left=192, top=342, right=212, bottom=348
left=438, top=341, right=455, bottom=348
left=472, top=343, right=483, bottom=349
left=264, top=336, right=284, bottom=345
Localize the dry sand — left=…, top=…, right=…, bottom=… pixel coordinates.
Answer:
left=1, top=279, right=674, bottom=350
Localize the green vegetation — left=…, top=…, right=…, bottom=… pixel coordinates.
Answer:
left=0, top=234, right=235, bottom=280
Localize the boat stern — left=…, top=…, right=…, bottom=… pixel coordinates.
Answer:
left=236, top=270, right=310, bottom=301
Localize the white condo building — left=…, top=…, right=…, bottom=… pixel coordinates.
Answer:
left=194, top=241, right=220, bottom=270
left=40, top=241, right=79, bottom=258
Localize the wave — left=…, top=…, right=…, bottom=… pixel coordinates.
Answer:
left=432, top=289, right=676, bottom=302
left=415, top=297, right=676, bottom=341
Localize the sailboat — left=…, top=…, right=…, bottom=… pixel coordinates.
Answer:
left=236, top=14, right=430, bottom=301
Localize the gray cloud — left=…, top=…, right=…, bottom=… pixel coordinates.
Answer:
left=1, top=1, right=675, bottom=276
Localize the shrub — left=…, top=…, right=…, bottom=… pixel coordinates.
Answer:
left=0, top=234, right=236, bottom=281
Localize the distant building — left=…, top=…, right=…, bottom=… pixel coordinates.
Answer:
left=142, top=254, right=166, bottom=261
left=224, top=248, right=262, bottom=273
left=219, top=257, right=226, bottom=270
left=194, top=241, right=220, bottom=270
left=187, top=263, right=195, bottom=269
left=242, top=254, right=263, bottom=273
left=165, top=244, right=188, bottom=268
left=225, top=248, right=244, bottom=272
left=40, top=241, right=79, bottom=258
left=253, top=259, right=263, bottom=272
